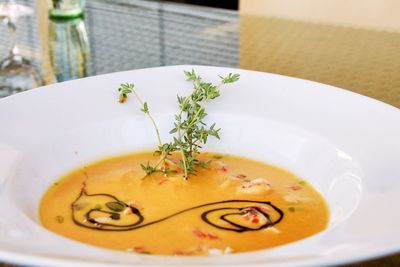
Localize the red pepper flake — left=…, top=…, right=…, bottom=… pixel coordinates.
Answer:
left=193, top=228, right=207, bottom=238
left=236, top=174, right=247, bottom=179
left=289, top=185, right=303, bottom=191
left=133, top=246, right=145, bottom=251
left=158, top=178, right=168, bottom=185
left=193, top=229, right=219, bottom=240
left=207, top=232, right=219, bottom=240
left=173, top=250, right=188, bottom=256
left=251, top=218, right=259, bottom=224
left=220, top=166, right=229, bottom=173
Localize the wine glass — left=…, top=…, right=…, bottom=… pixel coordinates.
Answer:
left=0, top=0, right=42, bottom=97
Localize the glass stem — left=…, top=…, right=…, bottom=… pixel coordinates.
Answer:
left=4, top=17, right=18, bottom=57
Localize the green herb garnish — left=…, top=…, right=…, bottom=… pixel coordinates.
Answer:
left=56, top=215, right=64, bottom=224
left=118, top=69, right=240, bottom=179
left=106, top=201, right=125, bottom=212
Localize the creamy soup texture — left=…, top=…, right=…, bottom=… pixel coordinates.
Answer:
left=40, top=152, right=329, bottom=256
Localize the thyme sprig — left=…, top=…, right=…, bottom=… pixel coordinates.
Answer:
left=118, top=70, right=240, bottom=179
left=171, top=70, right=240, bottom=178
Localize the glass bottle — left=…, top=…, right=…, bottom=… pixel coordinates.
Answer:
left=48, top=16, right=90, bottom=82
left=48, top=0, right=85, bottom=19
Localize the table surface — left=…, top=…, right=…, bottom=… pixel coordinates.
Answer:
left=0, top=0, right=399, bottom=266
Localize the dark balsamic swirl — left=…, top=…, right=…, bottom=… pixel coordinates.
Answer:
left=202, top=205, right=280, bottom=232
left=71, top=190, right=284, bottom=232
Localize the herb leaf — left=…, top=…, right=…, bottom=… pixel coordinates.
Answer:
left=118, top=83, right=134, bottom=103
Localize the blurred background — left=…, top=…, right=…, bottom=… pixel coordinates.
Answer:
left=0, top=0, right=399, bottom=107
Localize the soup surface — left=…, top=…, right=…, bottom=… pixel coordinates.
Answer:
left=40, top=152, right=329, bottom=255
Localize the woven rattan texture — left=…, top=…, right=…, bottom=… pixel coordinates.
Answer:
left=240, top=15, right=400, bottom=107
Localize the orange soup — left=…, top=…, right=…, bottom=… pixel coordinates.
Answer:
left=40, top=152, right=329, bottom=255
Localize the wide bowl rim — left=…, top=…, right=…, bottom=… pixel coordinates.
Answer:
left=0, top=65, right=399, bottom=267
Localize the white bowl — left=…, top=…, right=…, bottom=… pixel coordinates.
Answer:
left=0, top=65, right=399, bottom=266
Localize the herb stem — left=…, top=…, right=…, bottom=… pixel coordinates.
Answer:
left=130, top=89, right=163, bottom=148
left=177, top=109, right=189, bottom=179
left=118, top=83, right=168, bottom=174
